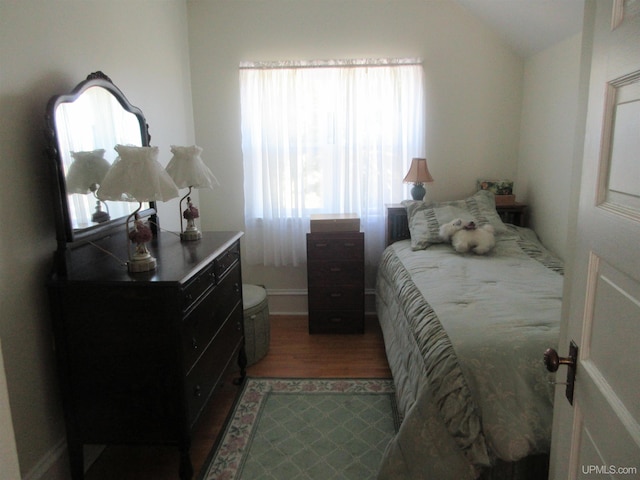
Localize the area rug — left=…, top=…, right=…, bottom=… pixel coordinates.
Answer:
left=202, top=378, right=398, bottom=480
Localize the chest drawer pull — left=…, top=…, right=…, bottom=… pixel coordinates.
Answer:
left=330, top=292, right=342, bottom=298
left=193, top=384, right=202, bottom=398
left=314, top=243, right=328, bottom=248
left=343, top=242, right=355, bottom=247
left=330, top=266, right=342, bottom=272
left=191, top=338, right=198, bottom=350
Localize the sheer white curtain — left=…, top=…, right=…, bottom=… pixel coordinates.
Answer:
left=240, top=58, right=425, bottom=266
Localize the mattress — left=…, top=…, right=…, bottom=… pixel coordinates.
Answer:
left=375, top=225, right=563, bottom=479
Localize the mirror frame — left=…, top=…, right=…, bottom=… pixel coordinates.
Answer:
left=45, top=71, right=157, bottom=247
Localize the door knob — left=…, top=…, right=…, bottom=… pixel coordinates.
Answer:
left=543, top=348, right=575, bottom=372
left=543, top=340, right=578, bottom=405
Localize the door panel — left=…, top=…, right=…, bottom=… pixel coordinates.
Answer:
left=589, top=259, right=640, bottom=415
left=598, top=74, right=640, bottom=217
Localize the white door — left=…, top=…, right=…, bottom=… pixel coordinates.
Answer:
left=548, top=0, right=640, bottom=478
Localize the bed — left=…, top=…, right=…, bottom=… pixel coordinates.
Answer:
left=375, top=190, right=563, bottom=480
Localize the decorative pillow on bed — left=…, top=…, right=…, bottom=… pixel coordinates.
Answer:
left=402, top=190, right=507, bottom=250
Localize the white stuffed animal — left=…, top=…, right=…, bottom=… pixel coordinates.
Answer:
left=439, top=218, right=496, bottom=255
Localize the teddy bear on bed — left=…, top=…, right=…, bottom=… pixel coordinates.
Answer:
left=439, top=218, right=496, bottom=255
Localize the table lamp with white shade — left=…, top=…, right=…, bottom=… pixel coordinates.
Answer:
left=165, top=145, right=220, bottom=241
left=97, top=144, right=179, bottom=273
left=65, top=149, right=112, bottom=223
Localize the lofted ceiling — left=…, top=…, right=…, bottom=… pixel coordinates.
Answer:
left=453, top=0, right=585, bottom=57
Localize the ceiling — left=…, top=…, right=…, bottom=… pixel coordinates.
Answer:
left=453, top=0, right=585, bottom=57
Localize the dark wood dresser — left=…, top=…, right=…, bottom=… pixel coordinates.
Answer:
left=47, top=231, right=246, bottom=480
left=306, top=231, right=365, bottom=334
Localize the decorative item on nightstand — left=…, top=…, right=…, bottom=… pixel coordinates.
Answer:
left=403, top=157, right=434, bottom=200
left=166, top=145, right=220, bottom=241
left=97, top=144, right=179, bottom=273
left=477, top=179, right=515, bottom=205
left=65, top=149, right=112, bottom=223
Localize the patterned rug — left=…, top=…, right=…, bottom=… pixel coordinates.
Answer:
left=202, top=378, right=397, bottom=480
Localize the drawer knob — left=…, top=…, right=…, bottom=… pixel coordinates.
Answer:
left=236, top=322, right=242, bottom=331
left=192, top=338, right=198, bottom=350
left=194, top=385, right=202, bottom=397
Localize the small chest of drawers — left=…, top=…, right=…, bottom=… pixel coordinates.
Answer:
left=306, top=231, right=365, bottom=334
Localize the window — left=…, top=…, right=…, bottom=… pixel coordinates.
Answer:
left=240, top=58, right=425, bottom=266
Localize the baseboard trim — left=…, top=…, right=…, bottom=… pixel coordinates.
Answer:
left=23, top=437, right=66, bottom=480
left=263, top=288, right=376, bottom=315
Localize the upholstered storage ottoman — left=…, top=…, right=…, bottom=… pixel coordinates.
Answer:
left=242, top=284, right=270, bottom=365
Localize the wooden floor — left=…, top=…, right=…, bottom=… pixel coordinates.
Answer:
left=83, top=315, right=391, bottom=480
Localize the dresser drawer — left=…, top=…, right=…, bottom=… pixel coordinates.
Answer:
left=185, top=305, right=243, bottom=426
left=215, top=263, right=242, bottom=320
left=182, top=263, right=216, bottom=313
left=215, top=242, right=240, bottom=280
left=308, top=310, right=364, bottom=334
left=307, top=260, right=363, bottom=286
left=308, top=285, right=364, bottom=310
left=182, top=292, right=224, bottom=375
left=182, top=266, right=242, bottom=374
left=306, top=233, right=364, bottom=261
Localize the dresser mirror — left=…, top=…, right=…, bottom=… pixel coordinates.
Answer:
left=45, top=71, right=156, bottom=247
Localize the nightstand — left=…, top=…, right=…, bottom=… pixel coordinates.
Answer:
left=496, top=203, right=527, bottom=227
left=306, top=231, right=365, bottom=334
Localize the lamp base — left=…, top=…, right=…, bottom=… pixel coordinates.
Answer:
left=180, top=229, right=202, bottom=241
left=410, top=183, right=426, bottom=201
left=128, top=252, right=157, bottom=273
left=92, top=210, right=110, bottom=223
left=92, top=199, right=110, bottom=223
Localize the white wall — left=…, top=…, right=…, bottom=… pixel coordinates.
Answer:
left=0, top=1, right=195, bottom=477
left=0, top=340, right=21, bottom=480
left=516, top=34, right=583, bottom=259
left=186, top=0, right=524, bottom=311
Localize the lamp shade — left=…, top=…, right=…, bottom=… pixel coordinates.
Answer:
left=403, top=157, right=434, bottom=184
left=65, top=149, right=110, bottom=194
left=165, top=145, right=220, bottom=189
left=97, top=145, right=179, bottom=202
